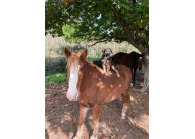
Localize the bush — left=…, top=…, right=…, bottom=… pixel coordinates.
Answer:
left=45, top=73, right=67, bottom=84
left=45, top=57, right=67, bottom=76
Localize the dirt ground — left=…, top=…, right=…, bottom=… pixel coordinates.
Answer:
left=45, top=72, right=149, bottom=139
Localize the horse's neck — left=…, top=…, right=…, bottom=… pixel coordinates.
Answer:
left=85, top=61, right=104, bottom=75
left=82, top=61, right=105, bottom=83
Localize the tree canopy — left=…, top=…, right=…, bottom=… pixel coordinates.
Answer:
left=45, top=0, right=149, bottom=52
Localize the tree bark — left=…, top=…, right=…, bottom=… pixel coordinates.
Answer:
left=119, top=19, right=149, bottom=92
left=142, top=48, right=149, bottom=92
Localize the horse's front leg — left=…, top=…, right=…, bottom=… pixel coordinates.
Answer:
left=73, top=105, right=88, bottom=139
left=133, top=68, right=137, bottom=85
left=90, top=105, right=100, bottom=139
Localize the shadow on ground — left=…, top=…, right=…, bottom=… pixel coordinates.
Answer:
left=45, top=72, right=149, bottom=139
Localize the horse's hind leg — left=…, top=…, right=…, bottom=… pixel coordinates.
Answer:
left=91, top=105, right=100, bottom=139
left=121, top=89, right=130, bottom=119
left=73, top=105, right=88, bottom=139
left=133, top=68, right=137, bottom=85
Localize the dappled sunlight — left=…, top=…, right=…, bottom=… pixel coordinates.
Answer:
left=96, top=81, right=105, bottom=89
left=99, top=121, right=113, bottom=135
left=130, top=95, right=138, bottom=104
left=128, top=113, right=149, bottom=134
left=60, top=112, right=72, bottom=123
left=45, top=116, right=73, bottom=139
left=45, top=71, right=148, bottom=139
left=109, top=96, right=117, bottom=101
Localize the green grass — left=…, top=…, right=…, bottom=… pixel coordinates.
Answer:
left=45, top=72, right=67, bottom=84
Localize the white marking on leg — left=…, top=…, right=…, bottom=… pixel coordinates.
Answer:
left=121, top=112, right=126, bottom=119
left=91, top=122, right=99, bottom=139
left=80, top=124, right=84, bottom=136
left=90, top=136, right=98, bottom=139
left=121, top=103, right=128, bottom=119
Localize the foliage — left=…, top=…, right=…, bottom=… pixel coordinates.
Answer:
left=62, top=24, right=77, bottom=43
left=45, top=0, right=149, bottom=51
left=45, top=57, right=66, bottom=76
left=45, top=73, right=67, bottom=84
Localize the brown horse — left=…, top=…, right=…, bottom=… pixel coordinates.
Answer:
left=112, top=52, right=144, bottom=86
left=64, top=48, right=132, bottom=139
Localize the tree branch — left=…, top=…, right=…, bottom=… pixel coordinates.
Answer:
left=112, top=2, right=147, bottom=53
left=85, top=39, right=108, bottom=48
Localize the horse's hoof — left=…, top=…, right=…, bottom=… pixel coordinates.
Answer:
left=90, top=135, right=98, bottom=139
left=117, top=74, right=120, bottom=77
left=121, top=113, right=126, bottom=119
left=121, top=116, right=125, bottom=119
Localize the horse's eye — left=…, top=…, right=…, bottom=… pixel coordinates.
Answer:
left=80, top=67, right=83, bottom=71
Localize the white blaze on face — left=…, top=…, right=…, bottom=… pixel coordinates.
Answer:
left=66, top=64, right=80, bottom=101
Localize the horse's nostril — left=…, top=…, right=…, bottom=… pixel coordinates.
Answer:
left=75, top=93, right=78, bottom=101
left=66, top=91, right=79, bottom=101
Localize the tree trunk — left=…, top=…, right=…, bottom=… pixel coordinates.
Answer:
left=142, top=48, right=149, bottom=93
left=108, top=5, right=149, bottom=92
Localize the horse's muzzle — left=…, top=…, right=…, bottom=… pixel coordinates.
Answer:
left=66, top=91, right=79, bottom=101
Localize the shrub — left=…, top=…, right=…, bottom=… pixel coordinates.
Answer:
left=45, top=73, right=67, bottom=84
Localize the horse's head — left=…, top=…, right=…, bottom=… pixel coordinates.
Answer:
left=138, top=53, right=144, bottom=70
left=64, top=48, right=88, bottom=101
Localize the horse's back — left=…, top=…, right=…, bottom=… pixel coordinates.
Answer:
left=113, top=52, right=142, bottom=68
left=116, top=64, right=132, bottom=84
left=79, top=62, right=132, bottom=106
left=101, top=64, right=131, bottom=103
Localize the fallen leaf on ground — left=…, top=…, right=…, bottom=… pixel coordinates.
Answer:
left=83, top=133, right=89, bottom=139
left=138, top=121, right=143, bottom=125
left=54, top=127, right=58, bottom=132
left=121, top=134, right=128, bottom=139
left=111, top=134, right=116, bottom=138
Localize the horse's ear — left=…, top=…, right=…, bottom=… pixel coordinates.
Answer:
left=64, top=48, right=71, bottom=58
left=80, top=49, right=88, bottom=59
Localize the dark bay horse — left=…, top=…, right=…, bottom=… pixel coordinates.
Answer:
left=64, top=48, right=132, bottom=139
left=112, top=52, right=144, bottom=86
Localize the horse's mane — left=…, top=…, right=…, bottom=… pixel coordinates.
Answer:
left=116, top=51, right=144, bottom=56
left=129, top=51, right=144, bottom=57
left=85, top=60, right=105, bottom=75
